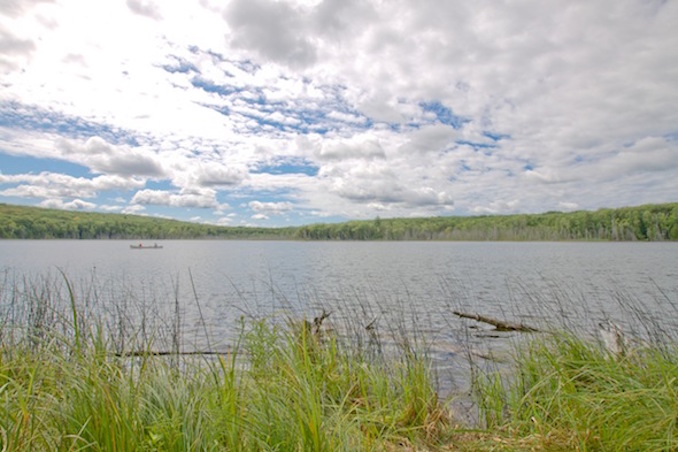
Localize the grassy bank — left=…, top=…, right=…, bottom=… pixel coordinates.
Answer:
left=1, top=276, right=677, bottom=450
left=472, top=334, right=678, bottom=450
left=1, top=320, right=450, bottom=450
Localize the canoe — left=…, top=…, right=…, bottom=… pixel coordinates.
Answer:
left=130, top=244, right=163, bottom=249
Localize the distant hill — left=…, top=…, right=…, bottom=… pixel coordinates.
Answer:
left=294, top=203, right=678, bottom=241
left=0, top=203, right=294, bottom=239
left=1, top=202, right=677, bottom=241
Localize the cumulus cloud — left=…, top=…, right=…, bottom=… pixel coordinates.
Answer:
left=126, top=0, right=162, bottom=19
left=0, top=172, right=145, bottom=200
left=310, top=0, right=376, bottom=39
left=39, top=198, right=96, bottom=211
left=224, top=0, right=316, bottom=68
left=1, top=0, right=677, bottom=224
left=58, top=137, right=165, bottom=178
left=0, top=0, right=54, bottom=18
left=131, top=188, right=222, bottom=209
left=317, top=135, right=386, bottom=161
left=248, top=200, right=293, bottom=216
left=0, top=28, right=36, bottom=70
left=319, top=159, right=455, bottom=211
left=194, top=164, right=248, bottom=187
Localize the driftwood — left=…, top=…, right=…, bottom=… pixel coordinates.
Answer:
left=453, top=311, right=540, bottom=332
left=114, top=350, right=232, bottom=357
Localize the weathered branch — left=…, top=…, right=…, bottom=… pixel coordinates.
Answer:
left=113, top=350, right=232, bottom=357
left=452, top=311, right=540, bottom=332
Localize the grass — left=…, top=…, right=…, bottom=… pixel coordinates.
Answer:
left=0, top=277, right=450, bottom=451
left=471, top=334, right=678, bottom=451
left=1, top=272, right=677, bottom=450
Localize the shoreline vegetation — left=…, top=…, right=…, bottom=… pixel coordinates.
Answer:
left=1, top=274, right=677, bottom=450
left=1, top=201, right=678, bottom=241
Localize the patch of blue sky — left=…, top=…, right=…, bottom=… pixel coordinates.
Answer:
left=200, top=103, right=230, bottom=117
left=137, top=205, right=195, bottom=222
left=482, top=131, right=510, bottom=141
left=186, top=70, right=370, bottom=136
left=291, top=105, right=371, bottom=134
left=233, top=59, right=260, bottom=74
left=240, top=116, right=292, bottom=135
left=255, top=82, right=369, bottom=131
left=0, top=101, right=139, bottom=146
left=0, top=153, right=91, bottom=177
left=239, top=106, right=361, bottom=136
left=144, top=179, right=175, bottom=191
left=98, top=190, right=135, bottom=208
left=190, top=76, right=243, bottom=96
left=0, top=197, right=42, bottom=209
left=523, top=163, right=534, bottom=170
left=420, top=101, right=469, bottom=129
left=482, top=131, right=511, bottom=141
left=456, top=140, right=497, bottom=150
left=181, top=45, right=258, bottom=75
left=161, top=56, right=198, bottom=74
left=252, top=157, right=319, bottom=176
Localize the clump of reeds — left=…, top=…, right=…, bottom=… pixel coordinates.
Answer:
left=0, top=274, right=450, bottom=451
left=3, top=270, right=678, bottom=450
left=471, top=303, right=678, bottom=451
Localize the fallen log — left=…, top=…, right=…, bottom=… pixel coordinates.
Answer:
left=452, top=311, right=540, bottom=332
left=113, top=350, right=233, bottom=357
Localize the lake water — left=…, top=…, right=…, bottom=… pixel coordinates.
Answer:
left=1, top=240, right=677, bottom=400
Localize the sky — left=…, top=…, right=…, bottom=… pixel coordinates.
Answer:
left=1, top=0, right=677, bottom=227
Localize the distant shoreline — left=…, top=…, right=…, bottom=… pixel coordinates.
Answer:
left=1, top=201, right=677, bottom=241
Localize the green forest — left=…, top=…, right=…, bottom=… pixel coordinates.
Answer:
left=0, top=203, right=295, bottom=240
left=1, top=202, right=678, bottom=241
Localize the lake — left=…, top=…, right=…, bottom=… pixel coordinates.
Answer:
left=1, top=240, right=677, bottom=399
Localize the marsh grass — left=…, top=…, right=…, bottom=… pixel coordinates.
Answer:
left=472, top=327, right=678, bottom=450
left=2, top=271, right=678, bottom=450
left=0, top=274, right=450, bottom=451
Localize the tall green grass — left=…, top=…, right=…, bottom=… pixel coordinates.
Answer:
left=2, top=271, right=678, bottom=450
left=473, top=333, right=678, bottom=450
left=0, top=275, right=450, bottom=450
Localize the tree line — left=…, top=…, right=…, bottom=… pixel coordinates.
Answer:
left=1, top=202, right=677, bottom=241
left=293, top=203, right=678, bottom=241
left=0, top=204, right=294, bottom=240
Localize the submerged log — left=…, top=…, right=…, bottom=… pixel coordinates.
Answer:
left=114, top=350, right=232, bottom=357
left=452, top=311, right=540, bottom=332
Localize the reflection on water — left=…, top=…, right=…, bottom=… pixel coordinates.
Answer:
left=1, top=240, right=677, bottom=399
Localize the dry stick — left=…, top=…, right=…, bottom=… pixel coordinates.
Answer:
left=114, top=350, right=234, bottom=357
left=452, top=310, right=540, bottom=332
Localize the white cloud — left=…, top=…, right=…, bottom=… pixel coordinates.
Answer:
left=122, top=204, right=146, bottom=215
left=58, top=137, right=165, bottom=177
left=0, top=28, right=36, bottom=70
left=126, top=0, right=162, bottom=19
left=249, top=200, right=293, bottom=215
left=131, top=188, right=223, bottom=209
left=317, top=135, right=386, bottom=161
left=40, top=198, right=96, bottom=211
left=0, top=172, right=145, bottom=199
left=195, top=164, right=248, bottom=187
left=0, top=0, right=676, bottom=224
left=224, top=0, right=317, bottom=68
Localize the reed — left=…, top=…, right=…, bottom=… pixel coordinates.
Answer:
left=471, top=331, right=678, bottom=450
left=0, top=275, right=449, bottom=451
left=1, top=272, right=677, bottom=450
